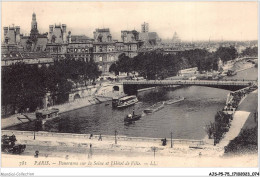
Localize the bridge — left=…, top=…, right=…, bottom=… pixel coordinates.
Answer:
left=123, top=80, right=257, bottom=95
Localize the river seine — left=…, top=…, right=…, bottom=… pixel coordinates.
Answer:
left=11, top=67, right=257, bottom=140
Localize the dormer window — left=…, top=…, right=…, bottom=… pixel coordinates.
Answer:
left=108, top=35, right=112, bottom=42
left=98, top=34, right=103, bottom=42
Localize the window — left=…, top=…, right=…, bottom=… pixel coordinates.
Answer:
left=99, top=46, right=102, bottom=52
left=99, top=56, right=102, bottom=62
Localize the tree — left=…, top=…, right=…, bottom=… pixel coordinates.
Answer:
left=241, top=47, right=258, bottom=57
left=215, top=46, right=238, bottom=63
left=109, top=63, right=119, bottom=76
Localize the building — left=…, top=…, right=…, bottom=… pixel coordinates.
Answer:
left=1, top=51, right=53, bottom=67
left=2, top=26, right=24, bottom=53
left=172, top=32, right=181, bottom=44
left=121, top=30, right=141, bottom=58
left=141, top=22, right=149, bottom=33
left=92, top=28, right=119, bottom=73
left=46, top=24, right=69, bottom=60
left=65, top=34, right=93, bottom=62
left=139, top=22, right=161, bottom=46
left=2, top=13, right=145, bottom=75
left=18, top=13, right=48, bottom=52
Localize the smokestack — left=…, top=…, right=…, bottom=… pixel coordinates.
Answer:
left=15, top=26, right=20, bottom=34
left=3, top=27, right=8, bottom=36
left=49, top=25, right=54, bottom=33
left=62, top=24, right=66, bottom=33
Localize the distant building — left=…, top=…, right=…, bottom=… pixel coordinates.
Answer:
left=172, top=32, right=181, bottom=44
left=139, top=22, right=161, bottom=46
left=141, top=22, right=149, bottom=33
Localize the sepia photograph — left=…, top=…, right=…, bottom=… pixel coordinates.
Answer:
left=0, top=1, right=259, bottom=176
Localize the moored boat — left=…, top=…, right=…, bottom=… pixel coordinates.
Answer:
left=35, top=108, right=60, bottom=124
left=144, top=101, right=165, bottom=114
left=113, top=95, right=138, bottom=108
left=165, top=97, right=185, bottom=105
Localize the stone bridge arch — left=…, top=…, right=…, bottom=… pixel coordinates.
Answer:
left=74, top=93, right=81, bottom=100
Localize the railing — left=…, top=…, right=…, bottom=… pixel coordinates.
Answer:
left=123, top=80, right=256, bottom=86
left=1, top=130, right=204, bottom=145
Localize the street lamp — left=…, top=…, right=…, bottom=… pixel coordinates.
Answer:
left=151, top=146, right=157, bottom=159
left=115, top=130, right=118, bottom=144
left=171, top=132, right=173, bottom=148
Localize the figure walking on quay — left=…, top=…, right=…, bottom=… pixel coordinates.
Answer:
left=98, top=134, right=102, bottom=141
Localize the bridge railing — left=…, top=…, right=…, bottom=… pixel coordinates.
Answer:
left=123, top=79, right=256, bottom=86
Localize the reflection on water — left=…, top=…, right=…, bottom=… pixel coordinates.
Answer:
left=10, top=67, right=257, bottom=140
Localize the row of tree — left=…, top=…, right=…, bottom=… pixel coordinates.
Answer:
left=109, top=46, right=238, bottom=80
left=2, top=59, right=101, bottom=116
left=241, top=46, right=258, bottom=57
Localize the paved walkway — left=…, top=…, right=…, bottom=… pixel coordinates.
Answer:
left=216, top=90, right=257, bottom=155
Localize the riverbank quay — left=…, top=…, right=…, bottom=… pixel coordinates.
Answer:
left=223, top=89, right=258, bottom=154
left=1, top=81, right=126, bottom=129
left=204, top=89, right=258, bottom=156
left=1, top=96, right=99, bottom=129
left=1, top=130, right=257, bottom=167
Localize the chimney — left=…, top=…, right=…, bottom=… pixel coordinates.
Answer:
left=68, top=31, right=71, bottom=43
left=15, top=26, right=21, bottom=43
left=62, top=24, right=66, bottom=33
left=49, top=25, right=54, bottom=33
left=3, top=27, right=8, bottom=36
left=15, top=26, right=20, bottom=34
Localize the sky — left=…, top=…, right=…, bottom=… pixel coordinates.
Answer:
left=1, top=1, right=258, bottom=41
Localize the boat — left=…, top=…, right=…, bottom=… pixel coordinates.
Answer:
left=124, top=113, right=141, bottom=123
left=35, top=108, right=60, bottom=124
left=144, top=101, right=165, bottom=114
left=165, top=97, right=185, bottom=105
left=112, top=95, right=138, bottom=108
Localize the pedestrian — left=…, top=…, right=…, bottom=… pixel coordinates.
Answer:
left=254, top=112, right=257, bottom=123
left=34, top=150, right=39, bottom=158
left=89, top=134, right=93, bottom=139
left=98, top=134, right=102, bottom=141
